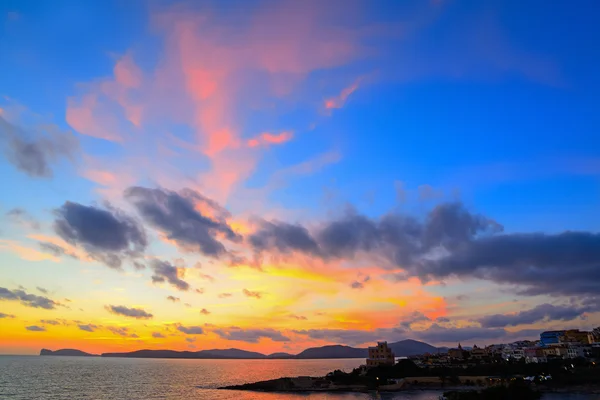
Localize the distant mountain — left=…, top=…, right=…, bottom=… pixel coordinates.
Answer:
left=102, top=350, right=202, bottom=358
left=387, top=339, right=440, bottom=356
left=295, top=345, right=367, bottom=359
left=40, top=339, right=443, bottom=360
left=199, top=348, right=266, bottom=359
left=267, top=352, right=294, bottom=359
left=102, top=349, right=267, bottom=359
left=40, top=348, right=97, bottom=357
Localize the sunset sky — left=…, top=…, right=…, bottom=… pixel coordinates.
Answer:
left=1, top=0, right=599, bottom=356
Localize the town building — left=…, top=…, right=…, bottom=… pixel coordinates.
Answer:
left=524, top=347, right=547, bottom=364
left=566, top=345, right=586, bottom=359
left=448, top=343, right=468, bottom=360
left=540, top=330, right=566, bottom=346
left=366, top=341, right=395, bottom=367
left=501, top=346, right=524, bottom=361
left=470, top=345, right=487, bottom=360
left=564, top=329, right=592, bottom=344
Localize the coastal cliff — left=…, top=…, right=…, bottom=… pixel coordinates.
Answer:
left=40, top=349, right=97, bottom=357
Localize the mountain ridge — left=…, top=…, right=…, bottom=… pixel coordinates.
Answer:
left=41, top=339, right=444, bottom=359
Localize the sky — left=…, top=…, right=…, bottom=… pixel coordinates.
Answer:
left=0, top=0, right=599, bottom=356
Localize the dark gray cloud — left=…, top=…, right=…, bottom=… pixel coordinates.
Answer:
left=478, top=303, right=591, bottom=328
left=53, top=201, right=147, bottom=269
left=400, top=311, right=431, bottom=329
left=25, top=325, right=46, bottom=332
left=38, top=241, right=78, bottom=259
left=294, top=323, right=542, bottom=347
left=166, top=296, right=180, bottom=302
left=150, top=259, right=190, bottom=291
left=5, top=208, right=40, bottom=230
left=78, top=324, right=98, bottom=332
left=177, top=325, right=204, bottom=334
left=36, top=286, right=48, bottom=294
left=0, top=116, right=78, bottom=178
left=350, top=275, right=370, bottom=289
left=125, top=186, right=240, bottom=258
left=416, top=231, right=600, bottom=297
left=40, top=319, right=61, bottom=326
left=289, top=314, right=307, bottom=320
left=242, top=289, right=262, bottom=299
left=250, top=202, right=600, bottom=298
left=133, top=261, right=146, bottom=270
left=249, top=220, right=320, bottom=256
left=0, top=287, right=59, bottom=309
left=152, top=332, right=165, bottom=338
left=414, top=324, right=507, bottom=343
left=435, top=317, right=450, bottom=323
left=198, top=273, right=215, bottom=282
left=293, top=328, right=402, bottom=346
left=0, top=313, right=15, bottom=319
left=106, top=305, right=153, bottom=319
left=213, top=327, right=289, bottom=343
left=249, top=203, right=500, bottom=268
left=200, top=308, right=210, bottom=315
left=106, top=326, right=138, bottom=338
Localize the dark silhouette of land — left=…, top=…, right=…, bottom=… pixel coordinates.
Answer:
left=40, top=339, right=441, bottom=359
left=220, top=357, right=600, bottom=394
left=40, top=349, right=97, bottom=357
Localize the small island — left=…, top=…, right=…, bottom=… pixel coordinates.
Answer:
left=40, top=349, right=98, bottom=357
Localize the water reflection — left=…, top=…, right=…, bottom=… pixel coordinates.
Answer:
left=0, top=356, right=596, bottom=400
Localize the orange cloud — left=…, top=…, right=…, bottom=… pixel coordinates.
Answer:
left=0, top=239, right=58, bottom=262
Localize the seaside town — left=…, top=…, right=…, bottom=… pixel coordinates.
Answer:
left=401, top=327, right=600, bottom=368
left=223, top=327, right=600, bottom=397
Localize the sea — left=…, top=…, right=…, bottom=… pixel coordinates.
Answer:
left=0, top=356, right=598, bottom=400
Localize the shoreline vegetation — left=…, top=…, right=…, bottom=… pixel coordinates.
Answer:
left=219, top=358, right=600, bottom=396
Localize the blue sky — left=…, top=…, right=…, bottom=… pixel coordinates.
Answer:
left=1, top=0, right=599, bottom=354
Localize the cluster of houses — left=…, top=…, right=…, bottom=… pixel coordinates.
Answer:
left=365, top=327, right=600, bottom=369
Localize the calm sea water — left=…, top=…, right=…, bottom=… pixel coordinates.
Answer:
left=0, top=356, right=598, bottom=400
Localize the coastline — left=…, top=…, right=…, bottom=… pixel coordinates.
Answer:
left=219, top=376, right=600, bottom=395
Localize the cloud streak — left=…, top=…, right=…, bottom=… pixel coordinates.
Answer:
left=478, top=303, right=592, bottom=328
left=213, top=327, right=289, bottom=343
left=177, top=325, right=204, bottom=334
left=150, top=259, right=190, bottom=291
left=106, top=305, right=153, bottom=319
left=125, top=187, right=240, bottom=258
left=0, top=287, right=59, bottom=310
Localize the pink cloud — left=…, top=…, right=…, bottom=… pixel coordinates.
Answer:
left=247, top=131, right=293, bottom=148
left=65, top=2, right=370, bottom=204
left=324, top=79, right=361, bottom=111
left=66, top=94, right=124, bottom=142
left=113, top=53, right=142, bottom=89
